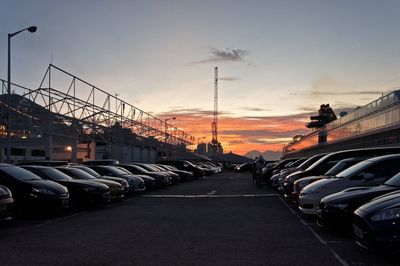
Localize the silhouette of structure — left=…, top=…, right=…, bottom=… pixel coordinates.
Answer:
left=284, top=91, right=400, bottom=158
left=0, top=64, right=194, bottom=163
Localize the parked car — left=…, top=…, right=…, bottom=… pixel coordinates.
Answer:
left=0, top=185, right=14, bottom=220
left=283, top=147, right=400, bottom=199
left=80, top=165, right=146, bottom=193
left=318, top=171, right=400, bottom=228
left=262, top=158, right=299, bottom=180
left=270, top=154, right=326, bottom=189
left=234, top=162, right=253, bottom=173
left=291, top=157, right=367, bottom=200
left=0, top=164, right=69, bottom=213
left=133, top=163, right=179, bottom=183
left=56, top=167, right=125, bottom=200
left=299, top=154, right=400, bottom=215
left=353, top=190, right=400, bottom=250
left=155, top=164, right=194, bottom=181
left=21, top=165, right=110, bottom=207
left=119, top=164, right=170, bottom=188
left=157, top=160, right=204, bottom=179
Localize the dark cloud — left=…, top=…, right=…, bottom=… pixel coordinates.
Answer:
left=190, top=48, right=249, bottom=64
left=219, top=76, right=239, bottom=81
left=291, top=90, right=384, bottom=96
left=159, top=108, right=231, bottom=117
left=220, top=129, right=308, bottom=139
left=242, top=107, right=269, bottom=112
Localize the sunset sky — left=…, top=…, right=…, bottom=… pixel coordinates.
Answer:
left=2, top=1, right=400, bottom=155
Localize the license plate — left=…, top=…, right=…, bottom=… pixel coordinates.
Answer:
left=353, top=224, right=364, bottom=239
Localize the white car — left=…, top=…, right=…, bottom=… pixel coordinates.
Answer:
left=298, top=154, right=400, bottom=215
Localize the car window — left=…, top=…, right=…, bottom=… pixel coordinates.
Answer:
left=42, top=168, right=74, bottom=181
left=384, top=172, right=400, bottom=187
left=350, top=158, right=400, bottom=182
left=1, top=166, right=42, bottom=181
left=78, top=167, right=102, bottom=177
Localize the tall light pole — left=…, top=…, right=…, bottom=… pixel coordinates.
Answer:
left=164, top=117, right=176, bottom=142
left=7, top=26, right=37, bottom=163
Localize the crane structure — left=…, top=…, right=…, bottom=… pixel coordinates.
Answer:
left=211, top=66, right=218, bottom=145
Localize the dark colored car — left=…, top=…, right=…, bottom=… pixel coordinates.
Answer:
left=282, top=147, right=400, bottom=199
left=0, top=164, right=69, bottom=212
left=270, top=154, right=326, bottom=189
left=318, top=171, right=400, bottom=228
left=80, top=165, right=146, bottom=193
left=157, top=160, right=204, bottom=179
left=112, top=165, right=156, bottom=190
left=262, top=158, right=299, bottom=180
left=71, top=165, right=130, bottom=193
left=119, top=164, right=170, bottom=188
left=156, top=164, right=194, bottom=182
left=353, top=190, right=400, bottom=250
left=234, top=162, right=253, bottom=172
left=56, top=167, right=125, bottom=200
left=21, top=166, right=111, bottom=207
left=0, top=185, right=14, bottom=220
left=133, top=163, right=178, bottom=183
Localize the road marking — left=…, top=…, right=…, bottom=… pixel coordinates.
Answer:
left=142, top=193, right=278, bottom=198
left=278, top=197, right=349, bottom=266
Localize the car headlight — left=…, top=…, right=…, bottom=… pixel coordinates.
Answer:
left=32, top=187, right=56, bottom=196
left=370, top=207, right=400, bottom=221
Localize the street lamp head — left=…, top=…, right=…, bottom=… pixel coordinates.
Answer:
left=28, top=26, right=37, bottom=33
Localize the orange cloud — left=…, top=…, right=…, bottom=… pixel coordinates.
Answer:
left=158, top=110, right=310, bottom=156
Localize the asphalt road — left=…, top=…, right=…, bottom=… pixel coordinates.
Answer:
left=0, top=171, right=398, bottom=265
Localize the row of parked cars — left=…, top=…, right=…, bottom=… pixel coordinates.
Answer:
left=264, top=146, right=400, bottom=252
left=0, top=160, right=223, bottom=220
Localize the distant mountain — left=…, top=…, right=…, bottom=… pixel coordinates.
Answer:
left=244, top=150, right=282, bottom=161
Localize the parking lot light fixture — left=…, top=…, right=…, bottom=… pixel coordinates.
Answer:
left=7, top=26, right=37, bottom=163
left=164, top=117, right=176, bottom=142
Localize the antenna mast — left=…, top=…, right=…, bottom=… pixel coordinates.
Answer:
left=212, top=66, right=218, bottom=145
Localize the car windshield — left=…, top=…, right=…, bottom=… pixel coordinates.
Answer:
left=62, top=168, right=96, bottom=180
left=75, top=166, right=101, bottom=177
left=105, top=166, right=130, bottom=175
left=114, top=166, right=133, bottom=175
left=298, top=154, right=325, bottom=170
left=130, top=165, right=149, bottom=173
left=325, top=158, right=362, bottom=176
left=1, top=166, right=42, bottom=181
left=136, top=164, right=156, bottom=172
left=335, top=160, right=372, bottom=178
left=42, top=168, right=74, bottom=181
left=384, top=172, right=400, bottom=187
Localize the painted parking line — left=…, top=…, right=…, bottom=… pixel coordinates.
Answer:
left=141, top=193, right=279, bottom=198
left=278, top=197, right=349, bottom=266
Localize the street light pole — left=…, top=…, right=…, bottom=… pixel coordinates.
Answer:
left=6, top=26, right=37, bottom=163
left=164, top=117, right=176, bottom=143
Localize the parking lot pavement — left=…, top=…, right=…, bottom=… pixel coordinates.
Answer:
left=0, top=171, right=397, bottom=265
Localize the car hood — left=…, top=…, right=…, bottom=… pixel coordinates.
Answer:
left=356, top=190, right=400, bottom=215
left=302, top=178, right=337, bottom=193
left=322, top=185, right=397, bottom=204
left=28, top=180, right=68, bottom=193
left=94, top=179, right=121, bottom=188
left=58, top=179, right=109, bottom=190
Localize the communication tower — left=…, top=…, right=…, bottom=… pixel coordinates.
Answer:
left=212, top=67, right=218, bottom=145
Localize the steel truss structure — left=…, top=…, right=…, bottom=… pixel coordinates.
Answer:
left=1, top=64, right=194, bottom=147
